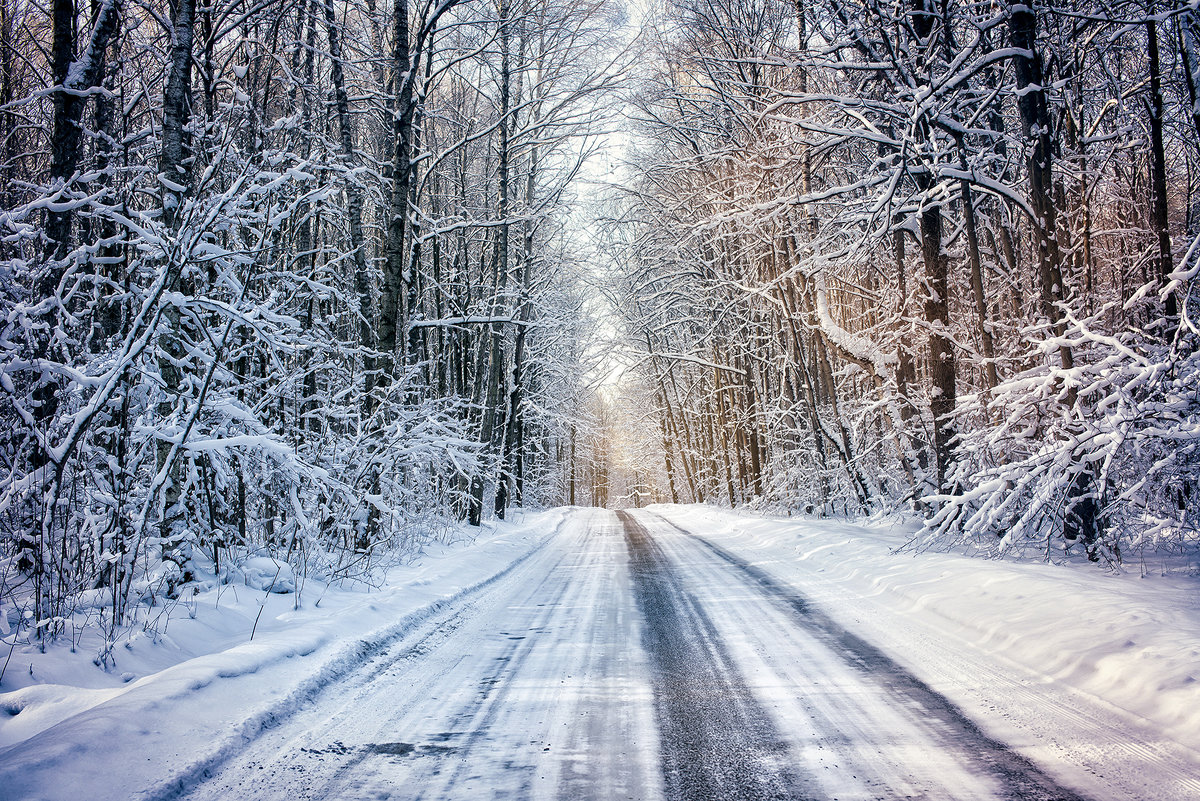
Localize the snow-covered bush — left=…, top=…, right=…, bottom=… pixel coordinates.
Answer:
left=926, top=263, right=1200, bottom=561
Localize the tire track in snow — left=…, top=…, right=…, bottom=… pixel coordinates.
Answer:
left=651, top=511, right=1093, bottom=801
left=390, top=521, right=597, bottom=799
left=179, top=510, right=661, bottom=801
left=619, top=510, right=818, bottom=801
left=148, top=512, right=571, bottom=801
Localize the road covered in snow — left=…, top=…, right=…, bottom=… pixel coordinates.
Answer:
left=621, top=510, right=1086, bottom=801
left=2, top=507, right=1199, bottom=800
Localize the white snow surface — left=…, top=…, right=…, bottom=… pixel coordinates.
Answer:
left=0, top=509, right=566, bottom=800
left=238, top=556, right=298, bottom=593
left=653, top=505, right=1200, bottom=799
left=1, top=505, right=1198, bottom=800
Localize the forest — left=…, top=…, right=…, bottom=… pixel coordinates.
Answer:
left=607, top=0, right=1200, bottom=565
left=1, top=0, right=1198, bottom=647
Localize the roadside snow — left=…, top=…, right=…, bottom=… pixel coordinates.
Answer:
left=239, top=557, right=297, bottom=593
left=652, top=504, right=1200, bottom=798
left=0, top=509, right=566, bottom=801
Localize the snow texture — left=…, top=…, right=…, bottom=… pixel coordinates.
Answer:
left=0, top=510, right=566, bottom=800
left=2, top=506, right=1199, bottom=801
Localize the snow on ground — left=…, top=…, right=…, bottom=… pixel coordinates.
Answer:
left=3, top=504, right=1199, bottom=801
left=0, top=510, right=565, bottom=766
left=652, top=504, right=1200, bottom=795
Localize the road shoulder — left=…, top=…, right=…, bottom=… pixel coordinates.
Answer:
left=0, top=510, right=571, bottom=801
left=650, top=504, right=1200, bottom=801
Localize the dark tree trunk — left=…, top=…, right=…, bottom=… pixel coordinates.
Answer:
left=155, top=0, right=196, bottom=564
left=472, top=0, right=513, bottom=523
left=1009, top=1, right=1072, bottom=369
left=322, top=0, right=375, bottom=410
left=1010, top=2, right=1101, bottom=546
left=955, top=140, right=998, bottom=392
left=491, top=0, right=513, bottom=519
left=159, top=0, right=194, bottom=232
left=919, top=186, right=957, bottom=493
left=35, top=0, right=122, bottom=430
left=44, top=0, right=79, bottom=270
left=378, top=0, right=415, bottom=381
left=1146, top=17, right=1176, bottom=323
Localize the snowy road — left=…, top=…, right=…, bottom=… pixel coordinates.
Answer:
left=178, top=509, right=660, bottom=801
left=176, top=509, right=1092, bottom=801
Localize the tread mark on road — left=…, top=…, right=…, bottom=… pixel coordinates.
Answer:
left=619, top=510, right=819, bottom=801
left=652, top=511, right=1094, bottom=801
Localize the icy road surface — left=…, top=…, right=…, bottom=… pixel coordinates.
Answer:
left=175, top=510, right=1093, bottom=801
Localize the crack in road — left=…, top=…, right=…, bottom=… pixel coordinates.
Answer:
left=620, top=510, right=818, bottom=801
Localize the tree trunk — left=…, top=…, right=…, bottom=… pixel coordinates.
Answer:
left=919, top=185, right=957, bottom=493
left=159, top=0, right=194, bottom=231
left=156, top=0, right=196, bottom=564
left=487, top=0, right=513, bottom=521
left=322, top=0, right=376, bottom=413
left=35, top=0, right=123, bottom=431
left=1009, top=1, right=1073, bottom=370
left=955, top=139, right=998, bottom=392
left=1146, top=17, right=1176, bottom=323
left=378, top=0, right=415, bottom=380
left=500, top=145, right=537, bottom=507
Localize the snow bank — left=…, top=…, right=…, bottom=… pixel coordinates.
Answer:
left=238, top=556, right=297, bottom=593
left=0, top=510, right=567, bottom=801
